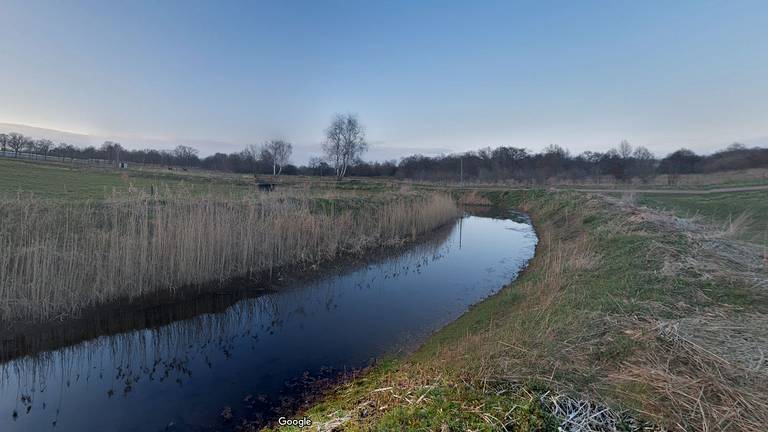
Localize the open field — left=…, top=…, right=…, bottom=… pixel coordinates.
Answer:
left=269, top=190, right=768, bottom=432
left=6, top=157, right=768, bottom=201
left=0, top=157, right=259, bottom=200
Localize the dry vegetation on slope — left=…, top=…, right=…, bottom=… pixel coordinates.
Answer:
left=0, top=189, right=459, bottom=322
left=270, top=190, right=768, bottom=432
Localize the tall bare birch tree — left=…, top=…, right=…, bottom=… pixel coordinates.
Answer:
left=261, top=139, right=293, bottom=176
left=323, top=113, right=367, bottom=179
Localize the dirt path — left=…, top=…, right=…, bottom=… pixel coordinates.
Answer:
left=553, top=184, right=768, bottom=194
left=420, top=182, right=768, bottom=195
left=437, top=183, right=768, bottom=194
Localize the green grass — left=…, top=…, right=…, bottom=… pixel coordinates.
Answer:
left=636, top=191, right=768, bottom=245
left=0, top=158, right=414, bottom=203
left=0, top=158, right=255, bottom=200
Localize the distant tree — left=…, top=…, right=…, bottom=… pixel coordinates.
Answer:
left=281, top=164, right=298, bottom=175
left=660, top=149, right=700, bottom=185
left=242, top=144, right=261, bottom=175
left=55, top=142, right=75, bottom=161
left=630, top=146, right=656, bottom=183
left=490, top=146, right=528, bottom=180
left=578, top=151, right=604, bottom=183
left=632, top=146, right=654, bottom=160
left=260, top=139, right=293, bottom=176
left=0, top=133, right=8, bottom=153
left=35, top=139, right=53, bottom=159
left=536, top=144, right=569, bottom=182
left=308, top=156, right=330, bottom=177
left=101, top=141, right=124, bottom=165
left=7, top=133, right=25, bottom=157
left=173, top=145, right=199, bottom=167
left=600, top=148, right=626, bottom=180
left=618, top=140, right=633, bottom=159
left=606, top=140, right=634, bottom=182
left=322, top=113, right=368, bottom=179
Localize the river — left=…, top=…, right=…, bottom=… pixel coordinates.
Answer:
left=0, top=212, right=537, bottom=431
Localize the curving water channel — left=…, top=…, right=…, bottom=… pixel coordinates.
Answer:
left=0, top=212, right=537, bottom=432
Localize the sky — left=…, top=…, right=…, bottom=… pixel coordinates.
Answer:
left=1, top=0, right=767, bottom=163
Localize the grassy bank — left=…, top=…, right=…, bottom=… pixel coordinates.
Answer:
left=635, top=190, right=768, bottom=246
left=269, top=190, right=767, bottom=431
left=0, top=189, right=459, bottom=322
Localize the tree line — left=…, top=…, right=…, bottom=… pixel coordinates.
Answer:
left=0, top=114, right=369, bottom=180
left=396, top=141, right=768, bottom=184
left=2, top=117, right=767, bottom=184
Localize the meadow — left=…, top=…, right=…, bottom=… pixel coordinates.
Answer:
left=0, top=157, right=260, bottom=200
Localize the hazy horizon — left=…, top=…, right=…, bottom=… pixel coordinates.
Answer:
left=2, top=1, right=767, bottom=163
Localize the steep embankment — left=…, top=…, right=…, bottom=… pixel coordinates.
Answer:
left=270, top=190, right=768, bottom=431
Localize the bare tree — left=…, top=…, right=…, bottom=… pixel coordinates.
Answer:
left=243, top=143, right=261, bottom=175
left=7, top=133, right=25, bottom=157
left=260, top=139, right=293, bottom=176
left=322, top=113, right=368, bottom=179
left=56, top=142, right=74, bottom=161
left=35, top=139, right=53, bottom=159
left=173, top=145, right=199, bottom=167
left=308, top=156, right=328, bottom=177
left=618, top=139, right=633, bottom=159
left=631, top=146, right=656, bottom=183
left=0, top=134, right=8, bottom=153
left=100, top=141, right=125, bottom=165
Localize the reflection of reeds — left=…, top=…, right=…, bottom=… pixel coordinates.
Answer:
left=0, top=293, right=279, bottom=406
left=0, top=190, right=458, bottom=321
left=0, top=218, right=462, bottom=412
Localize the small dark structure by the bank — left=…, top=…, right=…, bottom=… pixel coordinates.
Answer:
left=257, top=183, right=276, bottom=192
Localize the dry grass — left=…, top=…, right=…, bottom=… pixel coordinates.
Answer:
left=598, top=198, right=768, bottom=431
left=548, top=168, right=768, bottom=188
left=0, top=189, right=459, bottom=322
left=615, top=317, right=768, bottom=432
left=621, top=191, right=638, bottom=205
left=719, top=211, right=753, bottom=239
left=458, top=191, right=492, bottom=206
left=488, top=196, right=767, bottom=431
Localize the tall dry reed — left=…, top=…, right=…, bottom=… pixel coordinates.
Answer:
left=0, top=190, right=458, bottom=321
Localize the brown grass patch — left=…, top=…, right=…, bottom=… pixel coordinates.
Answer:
left=458, top=191, right=492, bottom=206
left=0, top=190, right=459, bottom=321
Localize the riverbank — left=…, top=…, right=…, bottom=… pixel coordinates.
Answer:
left=269, top=190, right=768, bottom=431
left=0, top=189, right=459, bottom=322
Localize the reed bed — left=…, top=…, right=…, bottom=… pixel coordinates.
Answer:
left=0, top=190, right=459, bottom=321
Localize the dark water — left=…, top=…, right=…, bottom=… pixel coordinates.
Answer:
left=0, top=214, right=536, bottom=432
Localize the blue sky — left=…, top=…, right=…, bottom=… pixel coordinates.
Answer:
left=1, top=0, right=767, bottom=162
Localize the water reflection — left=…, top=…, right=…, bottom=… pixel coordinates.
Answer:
left=0, top=215, right=536, bottom=432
